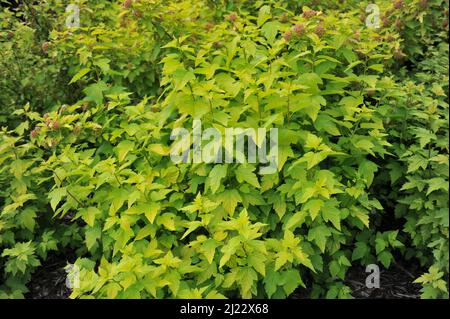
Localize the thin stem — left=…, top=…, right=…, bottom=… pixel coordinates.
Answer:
left=53, top=170, right=85, bottom=208
left=208, top=97, right=214, bottom=121
left=113, top=172, right=122, bottom=186
left=287, top=79, right=292, bottom=124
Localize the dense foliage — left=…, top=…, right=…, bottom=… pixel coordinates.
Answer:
left=0, top=0, right=448, bottom=299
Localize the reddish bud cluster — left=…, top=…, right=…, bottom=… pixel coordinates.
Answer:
left=385, top=8, right=395, bottom=17
left=204, top=22, right=214, bottom=30
left=279, top=13, right=290, bottom=23
left=393, top=49, right=405, bottom=60
left=293, top=23, right=305, bottom=36
left=302, top=9, right=317, bottom=19
left=52, top=121, right=60, bottom=130
left=315, top=23, right=325, bottom=37
left=227, top=12, right=238, bottom=22
left=120, top=18, right=128, bottom=28
left=367, top=89, right=376, bottom=97
left=123, top=0, right=132, bottom=9
left=356, top=50, right=366, bottom=59
left=393, top=0, right=404, bottom=9
left=43, top=114, right=51, bottom=127
left=51, top=138, right=59, bottom=148
left=42, top=42, right=50, bottom=53
left=283, top=30, right=292, bottom=42
left=213, top=41, right=223, bottom=48
left=31, top=129, right=39, bottom=139
left=419, top=0, right=428, bottom=8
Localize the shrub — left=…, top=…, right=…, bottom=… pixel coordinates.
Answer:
left=0, top=0, right=448, bottom=300
left=0, top=105, right=84, bottom=298
left=379, top=41, right=449, bottom=298
left=32, top=4, right=405, bottom=298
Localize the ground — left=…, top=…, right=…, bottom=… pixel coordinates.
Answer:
left=26, top=253, right=422, bottom=299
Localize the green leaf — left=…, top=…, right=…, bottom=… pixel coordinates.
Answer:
left=201, top=239, right=219, bottom=264
left=368, top=64, right=384, bottom=72
left=329, top=260, right=340, bottom=277
left=299, top=185, right=317, bottom=203
left=261, top=21, right=280, bottom=43
left=82, top=207, right=101, bottom=227
left=298, top=152, right=327, bottom=170
left=238, top=267, right=258, bottom=298
left=314, top=114, right=340, bottom=136
left=303, top=199, right=324, bottom=221
left=48, top=187, right=67, bottom=212
left=264, top=268, right=280, bottom=298
left=352, top=209, right=370, bottom=228
left=285, top=211, right=307, bottom=231
left=181, top=221, right=203, bottom=240
left=172, top=69, right=196, bottom=91
left=116, top=140, right=135, bottom=162
left=85, top=226, right=101, bottom=251
left=274, top=251, right=291, bottom=271
left=215, top=73, right=242, bottom=97
left=17, top=208, right=36, bottom=231
left=377, top=250, right=393, bottom=268
left=294, top=249, right=315, bottom=272
left=358, top=160, right=378, bottom=187
left=426, top=178, right=448, bottom=195
left=135, top=225, right=154, bottom=241
left=93, top=58, right=111, bottom=74
left=217, top=189, right=242, bottom=216
left=307, top=226, right=331, bottom=253
left=158, top=213, right=176, bottom=231
left=304, top=133, right=322, bottom=150
left=354, top=139, right=375, bottom=156
left=148, top=144, right=170, bottom=156
left=345, top=60, right=363, bottom=72
left=235, top=165, right=260, bottom=188
left=257, top=5, right=271, bottom=26
left=206, top=165, right=228, bottom=194
left=273, top=195, right=287, bottom=219
left=69, top=67, right=90, bottom=84
left=375, top=237, right=386, bottom=254
left=248, top=253, right=266, bottom=276
left=321, top=204, right=341, bottom=230
left=413, top=128, right=436, bottom=148
left=407, top=156, right=428, bottom=173
left=352, top=242, right=368, bottom=261
left=219, top=237, right=240, bottom=268
left=83, top=81, right=108, bottom=105
left=280, top=269, right=305, bottom=295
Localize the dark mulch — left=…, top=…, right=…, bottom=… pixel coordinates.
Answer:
left=289, top=258, right=422, bottom=299
left=25, top=253, right=73, bottom=299
left=344, top=262, right=422, bottom=299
